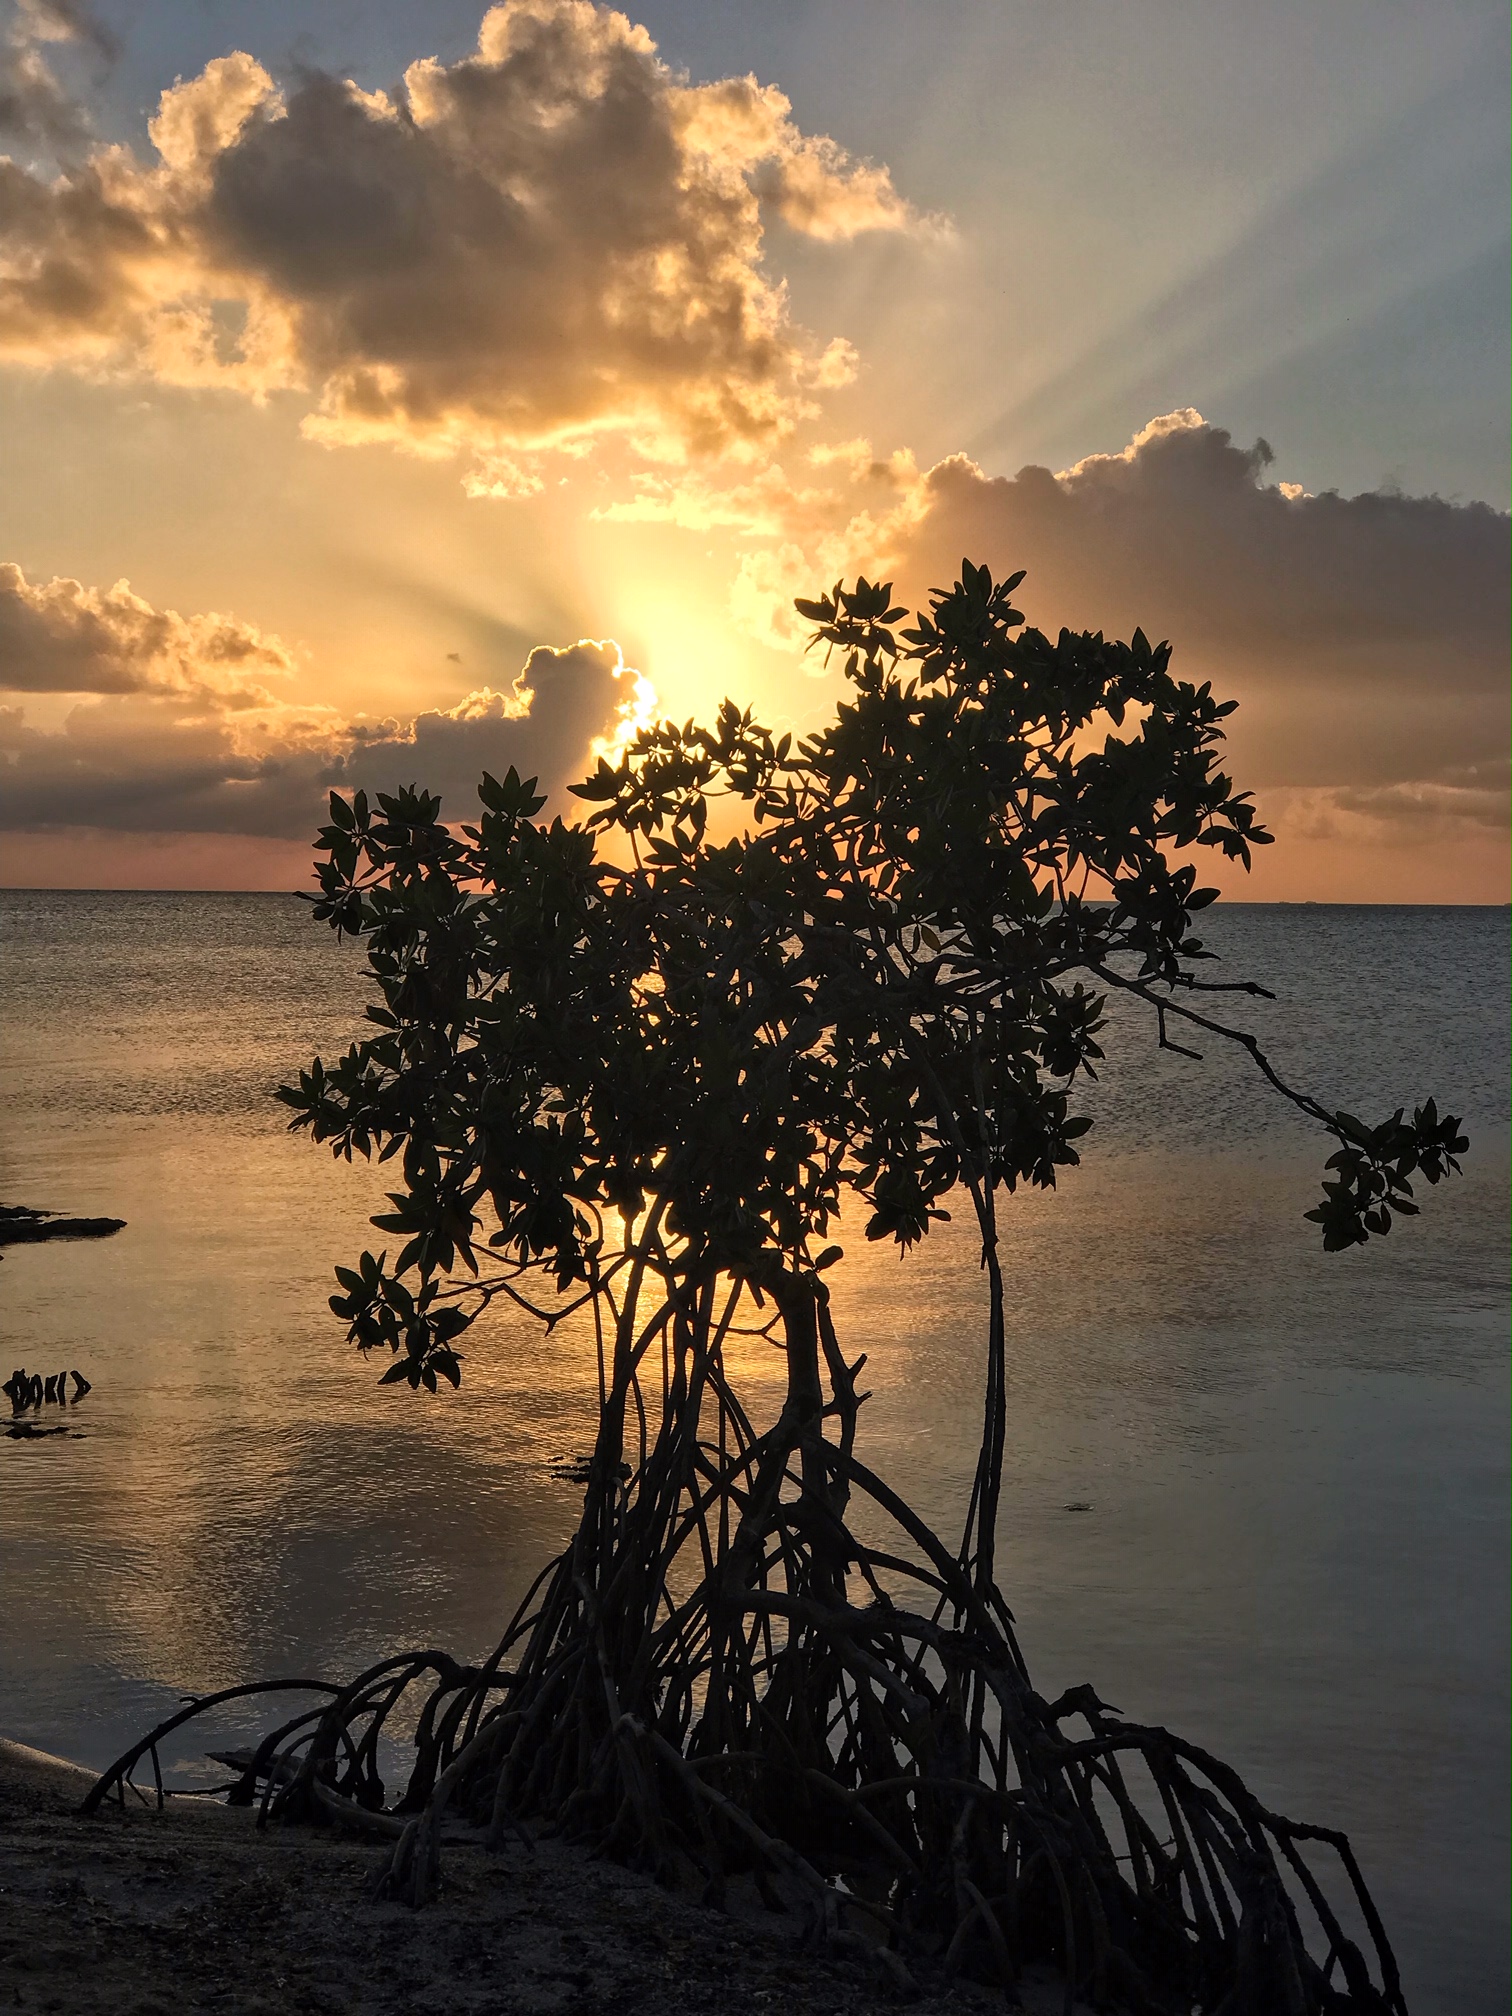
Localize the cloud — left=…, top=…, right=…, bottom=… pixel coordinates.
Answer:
left=0, top=690, right=328, bottom=835
left=15, top=0, right=116, bottom=63
left=0, top=0, right=116, bottom=154
left=881, top=413, right=1508, bottom=801
left=674, top=74, right=924, bottom=242
left=0, top=0, right=923, bottom=469
left=1282, top=776, right=1508, bottom=837
left=0, top=560, right=296, bottom=705
left=0, top=585, right=638, bottom=834
left=335, top=638, right=634, bottom=808
left=694, top=408, right=1507, bottom=859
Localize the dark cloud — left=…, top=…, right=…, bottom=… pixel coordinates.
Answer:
left=900, top=416, right=1504, bottom=686
left=0, top=634, right=631, bottom=835
left=0, top=2, right=918, bottom=462
left=873, top=412, right=1508, bottom=830
left=333, top=639, right=626, bottom=810
left=0, top=694, right=324, bottom=834
left=1330, top=777, right=1507, bottom=832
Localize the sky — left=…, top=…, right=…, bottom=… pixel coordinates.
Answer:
left=0, top=0, right=1506, bottom=898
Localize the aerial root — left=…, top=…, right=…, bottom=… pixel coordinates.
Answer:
left=84, top=1455, right=1406, bottom=2016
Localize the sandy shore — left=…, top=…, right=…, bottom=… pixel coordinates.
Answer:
left=0, top=1739, right=1091, bottom=2015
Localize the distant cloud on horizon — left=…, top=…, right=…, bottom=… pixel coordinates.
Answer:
left=0, top=596, right=634, bottom=835
left=887, top=414, right=1509, bottom=853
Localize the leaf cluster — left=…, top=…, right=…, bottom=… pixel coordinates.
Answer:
left=1303, top=1097, right=1467, bottom=1251
left=278, top=564, right=1464, bottom=1386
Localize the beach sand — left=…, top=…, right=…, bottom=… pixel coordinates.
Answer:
left=0, top=1739, right=1089, bottom=2015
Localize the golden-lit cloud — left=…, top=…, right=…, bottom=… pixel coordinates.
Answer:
left=0, top=560, right=295, bottom=706
left=0, top=576, right=638, bottom=834
left=340, top=639, right=637, bottom=810
left=0, top=0, right=1498, bottom=895
left=672, top=75, right=923, bottom=242
left=0, top=0, right=922, bottom=475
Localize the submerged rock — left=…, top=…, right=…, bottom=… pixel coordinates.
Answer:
left=0, top=1204, right=126, bottom=1247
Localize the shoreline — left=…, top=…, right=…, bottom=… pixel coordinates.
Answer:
left=0, top=1738, right=1089, bottom=2015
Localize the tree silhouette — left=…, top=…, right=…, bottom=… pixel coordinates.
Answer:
left=90, top=566, right=1464, bottom=2014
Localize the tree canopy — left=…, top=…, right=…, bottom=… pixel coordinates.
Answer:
left=282, top=564, right=1463, bottom=1399
left=94, top=564, right=1463, bottom=2016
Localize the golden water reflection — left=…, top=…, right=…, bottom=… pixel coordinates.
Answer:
left=1, top=894, right=1506, bottom=2015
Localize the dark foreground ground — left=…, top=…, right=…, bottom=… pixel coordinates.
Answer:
left=0, top=1740, right=1088, bottom=2016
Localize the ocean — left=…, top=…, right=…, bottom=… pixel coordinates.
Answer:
left=0, top=893, right=1506, bottom=2011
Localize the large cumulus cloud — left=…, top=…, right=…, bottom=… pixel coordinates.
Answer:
left=0, top=0, right=920, bottom=475
left=720, top=410, right=1508, bottom=865
left=337, top=639, right=630, bottom=810
left=888, top=414, right=1508, bottom=835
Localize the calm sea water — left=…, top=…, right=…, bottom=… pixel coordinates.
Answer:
left=0, top=894, right=1506, bottom=2012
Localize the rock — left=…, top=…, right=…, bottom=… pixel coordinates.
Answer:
left=0, top=1214, right=126, bottom=1246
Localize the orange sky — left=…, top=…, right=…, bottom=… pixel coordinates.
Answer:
left=0, top=1, right=1505, bottom=899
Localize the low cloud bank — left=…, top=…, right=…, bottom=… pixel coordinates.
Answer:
left=2, top=411, right=1504, bottom=894
left=895, top=416, right=1504, bottom=739
left=890, top=416, right=1508, bottom=861
left=1, top=579, right=633, bottom=835
left=712, top=410, right=1507, bottom=877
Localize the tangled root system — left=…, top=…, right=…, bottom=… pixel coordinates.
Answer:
left=88, top=1420, right=1405, bottom=2016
